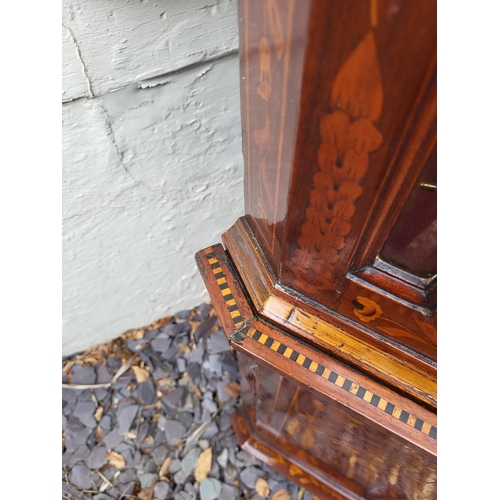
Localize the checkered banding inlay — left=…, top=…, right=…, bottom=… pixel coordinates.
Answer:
left=202, top=246, right=436, bottom=442
left=203, top=248, right=244, bottom=329
left=245, top=326, right=437, bottom=441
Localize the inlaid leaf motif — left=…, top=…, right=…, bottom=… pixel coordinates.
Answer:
left=352, top=296, right=383, bottom=322
left=267, top=0, right=284, bottom=61
left=257, top=37, right=272, bottom=102
left=331, top=31, right=383, bottom=122
left=413, top=318, right=437, bottom=346
left=292, top=30, right=384, bottom=291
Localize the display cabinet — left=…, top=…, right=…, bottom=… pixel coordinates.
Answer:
left=196, top=1, right=437, bottom=498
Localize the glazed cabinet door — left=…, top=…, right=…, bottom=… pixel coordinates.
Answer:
left=235, top=0, right=437, bottom=367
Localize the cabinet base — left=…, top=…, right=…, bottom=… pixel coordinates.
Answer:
left=232, top=408, right=363, bottom=500
left=196, top=243, right=436, bottom=499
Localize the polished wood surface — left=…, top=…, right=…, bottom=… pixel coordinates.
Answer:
left=222, top=219, right=436, bottom=409
left=234, top=358, right=436, bottom=500
left=238, top=0, right=437, bottom=360
left=196, top=245, right=436, bottom=449
left=195, top=245, right=436, bottom=499
left=196, top=1, right=437, bottom=497
left=239, top=0, right=311, bottom=273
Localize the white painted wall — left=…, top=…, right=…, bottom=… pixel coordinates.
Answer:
left=62, top=0, right=243, bottom=356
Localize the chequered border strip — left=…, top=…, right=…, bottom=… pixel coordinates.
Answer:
left=246, top=325, right=437, bottom=441
left=204, top=248, right=244, bottom=329
left=202, top=247, right=437, bottom=441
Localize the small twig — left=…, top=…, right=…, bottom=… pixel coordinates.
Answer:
left=97, top=470, right=115, bottom=492
left=62, top=382, right=112, bottom=390
left=62, top=355, right=137, bottom=390
left=111, top=355, right=138, bottom=383
left=61, top=487, right=81, bottom=500
left=62, top=493, right=79, bottom=500
left=134, top=405, right=143, bottom=446
left=62, top=465, right=70, bottom=484
left=118, top=481, right=134, bottom=500
left=183, top=397, right=230, bottom=448
left=62, top=471, right=85, bottom=500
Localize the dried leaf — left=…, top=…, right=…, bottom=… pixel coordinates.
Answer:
left=194, top=447, right=212, bottom=483
left=96, top=426, right=104, bottom=444
left=159, top=456, right=172, bottom=479
left=223, top=381, right=240, bottom=399
left=137, top=488, right=151, bottom=500
left=132, top=365, right=150, bottom=383
left=107, top=450, right=126, bottom=469
left=255, top=477, right=270, bottom=498
left=157, top=377, right=172, bottom=390
left=62, top=360, right=75, bottom=373
left=192, top=384, right=202, bottom=398
left=149, top=316, right=173, bottom=329
left=189, top=320, right=201, bottom=333
left=83, top=356, right=99, bottom=365
left=271, top=490, right=291, bottom=500
left=142, top=436, right=155, bottom=446
left=132, top=328, right=146, bottom=340
left=94, top=406, right=104, bottom=422
left=132, top=342, right=149, bottom=352
left=177, top=343, right=191, bottom=355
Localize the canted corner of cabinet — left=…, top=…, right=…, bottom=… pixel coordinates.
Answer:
left=195, top=244, right=255, bottom=345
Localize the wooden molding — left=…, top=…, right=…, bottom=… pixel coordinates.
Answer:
left=195, top=243, right=437, bottom=452
left=232, top=409, right=364, bottom=500
left=220, top=217, right=436, bottom=409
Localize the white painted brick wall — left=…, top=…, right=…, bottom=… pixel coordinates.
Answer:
left=62, top=0, right=243, bottom=355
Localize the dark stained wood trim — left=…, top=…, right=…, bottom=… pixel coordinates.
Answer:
left=349, top=264, right=437, bottom=313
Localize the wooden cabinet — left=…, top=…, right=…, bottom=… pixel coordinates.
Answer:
left=196, top=1, right=437, bottom=498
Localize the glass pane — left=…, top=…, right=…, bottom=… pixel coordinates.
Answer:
left=379, top=146, right=436, bottom=279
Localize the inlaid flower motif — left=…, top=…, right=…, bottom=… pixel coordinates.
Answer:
left=257, top=37, right=272, bottom=102
left=290, top=30, right=384, bottom=292
left=352, top=296, right=383, bottom=322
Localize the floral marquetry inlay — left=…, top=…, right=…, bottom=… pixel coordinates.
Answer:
left=292, top=31, right=383, bottom=291
left=353, top=296, right=383, bottom=323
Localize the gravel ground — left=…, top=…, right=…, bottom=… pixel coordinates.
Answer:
left=62, top=303, right=317, bottom=500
